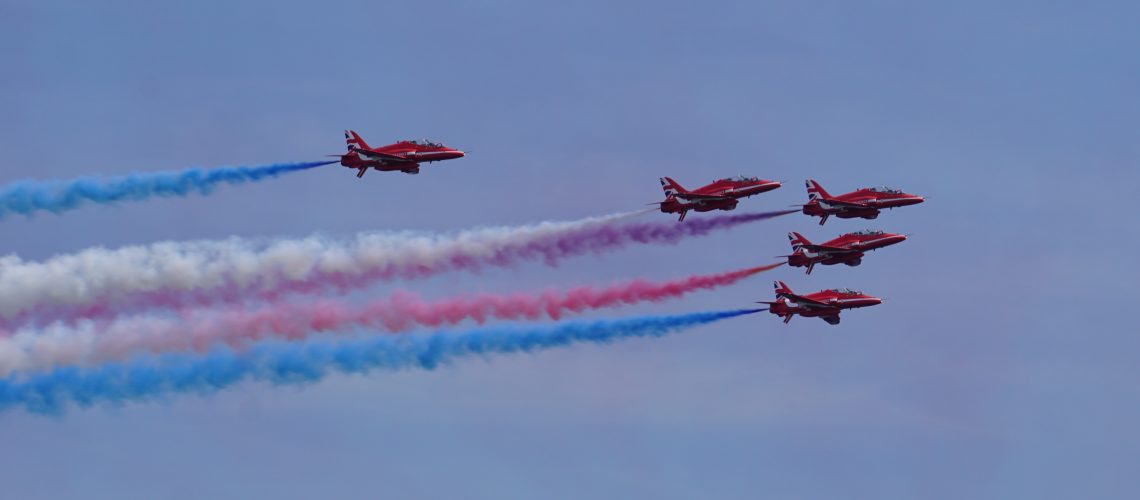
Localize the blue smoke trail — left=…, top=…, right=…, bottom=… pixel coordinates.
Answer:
left=0, top=309, right=762, bottom=414
left=0, top=160, right=335, bottom=218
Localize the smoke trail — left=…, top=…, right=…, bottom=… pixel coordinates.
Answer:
left=0, top=309, right=762, bottom=414
left=0, top=263, right=780, bottom=374
left=0, top=160, right=333, bottom=219
left=0, top=210, right=792, bottom=326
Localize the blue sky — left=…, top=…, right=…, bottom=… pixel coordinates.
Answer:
left=1, top=1, right=1137, bottom=498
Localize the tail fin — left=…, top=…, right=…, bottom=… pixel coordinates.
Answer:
left=773, top=280, right=794, bottom=298
left=806, top=179, right=831, bottom=201
left=659, top=177, right=689, bottom=197
left=788, top=232, right=811, bottom=252
left=345, top=130, right=371, bottom=152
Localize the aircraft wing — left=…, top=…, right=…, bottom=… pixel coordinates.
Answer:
left=777, top=292, right=832, bottom=308
left=675, top=192, right=733, bottom=201
left=819, top=198, right=870, bottom=209
left=355, top=148, right=415, bottom=163
left=801, top=244, right=858, bottom=253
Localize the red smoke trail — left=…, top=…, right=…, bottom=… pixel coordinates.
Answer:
left=346, top=261, right=784, bottom=330
left=2, top=263, right=782, bottom=372
left=126, top=263, right=783, bottom=353
left=3, top=209, right=794, bottom=331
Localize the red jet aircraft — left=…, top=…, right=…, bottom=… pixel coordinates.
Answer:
left=338, top=130, right=465, bottom=178
left=801, top=179, right=924, bottom=225
left=785, top=230, right=907, bottom=274
left=657, top=176, right=782, bottom=221
left=760, top=281, right=882, bottom=325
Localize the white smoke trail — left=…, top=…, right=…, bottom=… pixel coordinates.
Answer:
left=0, top=210, right=646, bottom=323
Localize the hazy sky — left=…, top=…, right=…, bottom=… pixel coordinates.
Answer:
left=1, top=1, right=1137, bottom=498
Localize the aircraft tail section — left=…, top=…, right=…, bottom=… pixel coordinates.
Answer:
left=345, top=130, right=371, bottom=152
left=806, top=179, right=831, bottom=201
left=659, top=177, right=689, bottom=197
left=658, top=195, right=689, bottom=222
left=788, top=232, right=811, bottom=252
left=773, top=280, right=794, bottom=298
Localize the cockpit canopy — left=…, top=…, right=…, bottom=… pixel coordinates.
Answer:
left=829, top=288, right=863, bottom=295
left=401, top=139, right=445, bottom=147
left=850, top=229, right=884, bottom=236
left=867, top=186, right=902, bottom=194
left=719, top=175, right=760, bottom=183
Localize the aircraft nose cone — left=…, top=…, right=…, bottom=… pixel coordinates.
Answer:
left=903, top=196, right=925, bottom=206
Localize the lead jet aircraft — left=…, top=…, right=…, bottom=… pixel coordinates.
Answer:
left=801, top=179, right=924, bottom=225
left=337, top=130, right=465, bottom=178
left=784, top=230, right=907, bottom=274
left=657, top=176, right=781, bottom=221
left=760, top=281, right=882, bottom=325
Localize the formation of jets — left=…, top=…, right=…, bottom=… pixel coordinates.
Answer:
left=648, top=172, right=923, bottom=326
left=332, top=130, right=923, bottom=325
